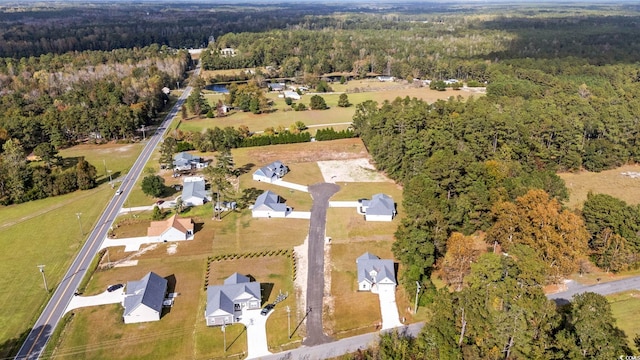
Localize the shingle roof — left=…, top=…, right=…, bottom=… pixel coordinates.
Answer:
left=254, top=161, right=287, bottom=180
left=182, top=178, right=207, bottom=201
left=252, top=190, right=288, bottom=212
left=206, top=274, right=261, bottom=317
left=124, top=272, right=167, bottom=316
left=356, top=253, right=396, bottom=286
left=365, top=193, right=395, bottom=216
left=147, top=214, right=193, bottom=237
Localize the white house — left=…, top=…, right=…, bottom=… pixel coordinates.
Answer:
left=252, top=161, right=288, bottom=183
left=359, top=193, right=396, bottom=221
left=282, top=90, right=301, bottom=100
left=356, top=253, right=396, bottom=294
left=377, top=76, right=395, bottom=82
left=251, top=190, right=291, bottom=218
left=220, top=47, right=236, bottom=57
left=147, top=214, right=194, bottom=242
left=181, top=176, right=207, bottom=206
left=205, top=273, right=261, bottom=326
left=123, top=272, right=168, bottom=324
left=173, top=152, right=207, bottom=172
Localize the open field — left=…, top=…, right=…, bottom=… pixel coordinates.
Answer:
left=559, top=164, right=640, bottom=209
left=608, top=290, right=640, bottom=352
left=0, top=143, right=143, bottom=358
left=182, top=79, right=477, bottom=134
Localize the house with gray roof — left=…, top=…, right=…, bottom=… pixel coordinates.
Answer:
left=359, top=193, right=396, bottom=221
left=123, top=272, right=168, bottom=324
left=173, top=152, right=207, bottom=172
left=252, top=161, right=288, bottom=183
left=356, top=252, right=396, bottom=294
left=205, top=273, right=261, bottom=326
left=251, top=190, right=291, bottom=218
left=181, top=176, right=208, bottom=206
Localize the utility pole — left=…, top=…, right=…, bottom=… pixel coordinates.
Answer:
left=103, top=159, right=107, bottom=176
left=141, top=125, right=146, bottom=140
left=75, top=213, right=83, bottom=236
left=414, top=281, right=421, bottom=315
left=286, top=306, right=291, bottom=338
left=37, top=265, right=48, bottom=292
left=221, top=320, right=227, bottom=353
left=107, top=169, right=113, bottom=185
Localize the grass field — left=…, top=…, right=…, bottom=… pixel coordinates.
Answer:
left=49, top=208, right=300, bottom=359
left=559, top=164, right=640, bottom=209
left=179, top=79, right=477, bottom=135
left=608, top=290, right=640, bottom=351
left=0, top=143, right=143, bottom=358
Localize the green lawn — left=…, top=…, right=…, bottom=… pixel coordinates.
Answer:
left=0, top=143, right=143, bottom=358
left=608, top=291, right=640, bottom=351
left=0, top=186, right=114, bottom=357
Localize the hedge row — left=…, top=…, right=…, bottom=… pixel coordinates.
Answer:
left=239, top=131, right=311, bottom=147
left=204, top=249, right=293, bottom=289
left=315, top=127, right=355, bottom=141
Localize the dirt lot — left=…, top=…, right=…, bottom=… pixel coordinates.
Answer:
left=317, top=158, right=392, bottom=183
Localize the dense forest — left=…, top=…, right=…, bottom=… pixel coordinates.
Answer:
left=0, top=45, right=190, bottom=204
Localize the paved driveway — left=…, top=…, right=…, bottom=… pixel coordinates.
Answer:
left=239, top=308, right=272, bottom=359
left=65, top=289, right=125, bottom=314
left=377, top=286, right=403, bottom=330
left=303, top=182, right=340, bottom=346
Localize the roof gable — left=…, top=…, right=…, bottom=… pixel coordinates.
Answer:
left=182, top=179, right=206, bottom=200
left=253, top=190, right=288, bottom=212
left=124, top=272, right=168, bottom=316
left=366, top=193, right=395, bottom=216
left=356, top=254, right=396, bottom=286
left=147, top=215, right=193, bottom=237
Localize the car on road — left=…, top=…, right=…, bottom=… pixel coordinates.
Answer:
left=261, top=303, right=275, bottom=316
left=107, top=284, right=123, bottom=292
left=156, top=200, right=164, bottom=205
left=115, top=189, right=123, bottom=196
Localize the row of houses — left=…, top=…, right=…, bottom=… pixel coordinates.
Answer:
left=123, top=251, right=395, bottom=326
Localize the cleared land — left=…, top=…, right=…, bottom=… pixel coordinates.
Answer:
left=559, top=164, right=640, bottom=209
left=181, top=78, right=477, bottom=134
left=0, top=143, right=141, bottom=358
left=608, top=290, right=640, bottom=352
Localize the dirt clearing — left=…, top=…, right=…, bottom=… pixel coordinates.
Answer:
left=317, top=158, right=391, bottom=183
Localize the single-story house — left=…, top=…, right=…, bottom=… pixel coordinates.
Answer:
left=147, top=214, right=194, bottom=242
left=377, top=76, right=396, bottom=82
left=251, top=190, right=291, bottom=218
left=123, top=272, right=168, bottom=324
left=252, top=161, right=288, bottom=183
left=282, top=90, right=301, bottom=100
left=220, top=47, right=236, bottom=57
left=182, top=176, right=207, bottom=206
left=359, top=193, right=396, bottom=221
left=444, top=78, right=459, bottom=85
left=356, top=252, right=396, bottom=294
left=173, top=152, right=207, bottom=172
left=205, top=273, right=261, bottom=326
left=267, top=82, right=286, bottom=92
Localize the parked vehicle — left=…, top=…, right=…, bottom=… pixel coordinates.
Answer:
left=107, top=284, right=123, bottom=292
left=261, top=303, right=275, bottom=316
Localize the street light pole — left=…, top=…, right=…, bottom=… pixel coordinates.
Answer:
left=37, top=265, right=48, bottom=292
left=107, top=169, right=113, bottom=185
left=414, top=281, right=421, bottom=314
left=141, top=125, right=146, bottom=140
left=76, top=212, right=83, bottom=236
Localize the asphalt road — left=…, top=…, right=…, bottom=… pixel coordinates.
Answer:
left=302, top=182, right=340, bottom=347
left=262, top=322, right=424, bottom=360
left=547, top=276, right=640, bottom=304
left=15, top=71, right=196, bottom=360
